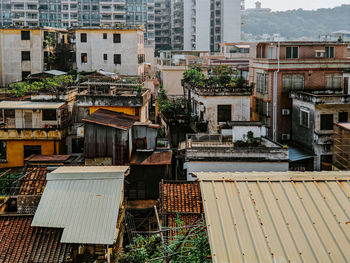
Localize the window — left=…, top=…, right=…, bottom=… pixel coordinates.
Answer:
left=22, top=71, right=31, bottom=80
left=80, top=33, right=87, bottom=42
left=21, top=31, right=30, bottom=40
left=114, top=54, right=121, bottom=64
left=72, top=138, right=84, bottom=153
left=81, top=53, right=87, bottom=63
left=282, top=74, right=304, bottom=91
left=24, top=145, right=41, bottom=159
left=325, top=46, right=334, bottom=58
left=113, top=33, right=121, bottom=43
left=21, top=51, right=31, bottom=61
left=103, top=54, right=108, bottom=61
left=339, top=112, right=348, bottom=123
left=256, top=73, right=268, bottom=94
left=103, top=33, right=107, bottom=39
left=217, top=105, right=232, bottom=123
left=286, top=47, right=298, bottom=59
left=300, top=110, right=309, bottom=128
left=320, top=114, right=333, bottom=130
left=0, top=141, right=7, bottom=162
left=326, top=74, right=342, bottom=89
left=42, top=109, right=57, bottom=121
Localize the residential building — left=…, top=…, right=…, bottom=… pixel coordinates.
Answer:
left=0, top=101, right=69, bottom=168
left=171, top=0, right=241, bottom=51
left=250, top=41, right=350, bottom=142
left=196, top=171, right=350, bottom=263
left=333, top=123, right=350, bottom=170
left=71, top=26, right=145, bottom=76
left=291, top=90, right=350, bottom=170
left=184, top=80, right=253, bottom=134
left=179, top=124, right=289, bottom=181
left=0, top=27, right=69, bottom=87
left=154, top=0, right=171, bottom=51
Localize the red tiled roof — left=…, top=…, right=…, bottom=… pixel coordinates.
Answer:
left=160, top=181, right=204, bottom=237
left=160, top=181, right=203, bottom=214
left=131, top=151, right=172, bottom=166
left=18, top=167, right=48, bottom=195
left=83, top=109, right=138, bottom=130
left=0, top=215, right=71, bottom=263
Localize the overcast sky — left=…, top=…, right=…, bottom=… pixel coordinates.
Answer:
left=245, top=0, right=350, bottom=11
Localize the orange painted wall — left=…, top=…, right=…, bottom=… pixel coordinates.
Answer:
left=0, top=140, right=61, bottom=168
left=89, top=106, right=138, bottom=117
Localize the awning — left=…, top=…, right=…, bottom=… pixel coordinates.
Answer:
left=288, top=145, right=314, bottom=162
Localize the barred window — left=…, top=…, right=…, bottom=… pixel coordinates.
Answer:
left=256, top=73, right=268, bottom=94
left=326, top=74, right=342, bottom=89
left=283, top=74, right=304, bottom=91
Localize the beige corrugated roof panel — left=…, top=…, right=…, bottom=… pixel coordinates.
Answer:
left=196, top=171, right=350, bottom=263
left=0, top=101, right=66, bottom=109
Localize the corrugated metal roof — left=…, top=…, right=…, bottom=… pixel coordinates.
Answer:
left=31, top=166, right=128, bottom=245
left=197, top=172, right=350, bottom=263
left=0, top=101, right=65, bottom=109
left=83, top=109, right=138, bottom=130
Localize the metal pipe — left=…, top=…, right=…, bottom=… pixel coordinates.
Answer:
left=272, top=41, right=280, bottom=141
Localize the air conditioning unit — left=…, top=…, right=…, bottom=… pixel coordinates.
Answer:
left=315, top=50, right=325, bottom=58
left=281, top=109, right=290, bottom=116
left=282, top=134, right=290, bottom=141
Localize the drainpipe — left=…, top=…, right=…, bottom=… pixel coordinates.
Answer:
left=272, top=41, right=280, bottom=142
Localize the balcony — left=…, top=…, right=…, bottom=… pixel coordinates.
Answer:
left=0, top=128, right=66, bottom=140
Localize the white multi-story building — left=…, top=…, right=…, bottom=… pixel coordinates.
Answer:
left=0, top=27, right=68, bottom=87
left=72, top=27, right=145, bottom=76
left=172, top=0, right=241, bottom=52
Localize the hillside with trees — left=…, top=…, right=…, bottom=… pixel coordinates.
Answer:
left=242, top=4, right=350, bottom=40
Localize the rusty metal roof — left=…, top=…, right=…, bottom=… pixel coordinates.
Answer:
left=197, top=172, right=350, bottom=263
left=131, top=151, right=172, bottom=166
left=0, top=215, right=71, bottom=263
left=83, top=109, right=138, bottom=130
left=31, top=166, right=128, bottom=245
left=24, top=154, right=71, bottom=162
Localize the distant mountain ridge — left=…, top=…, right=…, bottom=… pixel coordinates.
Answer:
left=242, top=4, right=350, bottom=40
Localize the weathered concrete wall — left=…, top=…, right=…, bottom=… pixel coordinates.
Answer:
left=74, top=29, right=144, bottom=75
left=0, top=29, right=44, bottom=86
left=186, top=161, right=289, bottom=181
left=160, top=66, right=185, bottom=96
left=191, top=93, right=251, bottom=133
left=76, top=95, right=144, bottom=107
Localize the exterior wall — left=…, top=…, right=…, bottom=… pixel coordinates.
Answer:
left=0, top=140, right=61, bottom=168
left=89, top=106, right=136, bottom=116
left=191, top=93, right=251, bottom=133
left=132, top=126, right=158, bottom=150
left=221, top=0, right=241, bottom=44
left=160, top=66, right=185, bottom=96
left=0, top=29, right=43, bottom=86
left=186, top=161, right=289, bottom=181
left=74, top=29, right=144, bottom=75
left=182, top=0, right=192, bottom=50
left=195, top=0, right=210, bottom=51
left=13, top=108, right=64, bottom=129
left=333, top=124, right=350, bottom=170
left=251, top=42, right=350, bottom=141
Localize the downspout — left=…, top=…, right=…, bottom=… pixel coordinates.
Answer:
left=272, top=41, right=280, bottom=142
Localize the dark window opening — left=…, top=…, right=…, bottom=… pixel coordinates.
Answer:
left=81, top=53, right=87, bottom=63
left=300, top=110, right=309, bottom=128
left=113, top=33, right=121, bottom=43
left=339, top=112, right=348, bottom=123
left=0, top=141, right=7, bottom=161
left=21, top=51, right=31, bottom=61
left=24, top=145, right=41, bottom=159
left=320, top=114, right=333, bottom=130
left=21, top=31, right=30, bottom=40
left=325, top=46, right=334, bottom=58
left=42, top=109, right=57, bottom=121
left=286, top=46, right=298, bottom=59
left=72, top=138, right=84, bottom=153
left=103, top=54, right=108, bottom=60
left=80, top=33, right=87, bottom=42
left=217, top=105, right=232, bottom=123
left=114, top=54, right=121, bottom=64
left=22, top=71, right=31, bottom=81
left=103, top=33, right=107, bottom=39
